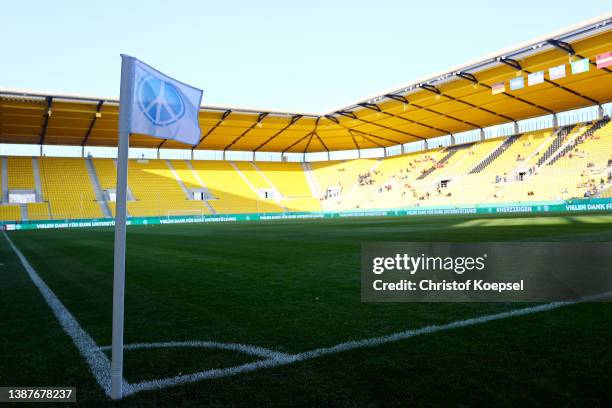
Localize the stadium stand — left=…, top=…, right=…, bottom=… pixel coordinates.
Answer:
left=125, top=159, right=209, bottom=217
left=91, top=158, right=120, bottom=216
left=312, top=120, right=612, bottom=210
left=39, top=157, right=102, bottom=219
left=0, top=117, right=611, bottom=223
left=256, top=162, right=321, bottom=211
left=191, top=161, right=282, bottom=214
left=0, top=205, right=20, bottom=221
left=417, top=144, right=473, bottom=180
left=171, top=160, right=204, bottom=190
left=536, top=125, right=575, bottom=166
left=26, top=202, right=50, bottom=220
left=7, top=157, right=35, bottom=190
left=469, top=135, right=520, bottom=174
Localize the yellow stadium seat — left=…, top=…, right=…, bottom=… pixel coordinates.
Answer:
left=39, top=157, right=102, bottom=220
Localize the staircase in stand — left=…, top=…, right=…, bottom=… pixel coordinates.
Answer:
left=546, top=118, right=610, bottom=166
left=417, top=144, right=472, bottom=180
left=533, top=124, right=572, bottom=166
left=469, top=135, right=520, bottom=174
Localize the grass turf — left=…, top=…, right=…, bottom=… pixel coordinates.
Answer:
left=1, top=213, right=612, bottom=406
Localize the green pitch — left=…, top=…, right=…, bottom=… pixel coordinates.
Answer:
left=2, top=213, right=612, bottom=406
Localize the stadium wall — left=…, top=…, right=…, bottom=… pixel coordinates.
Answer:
left=3, top=197, right=612, bottom=231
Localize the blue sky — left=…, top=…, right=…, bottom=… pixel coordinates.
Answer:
left=1, top=1, right=609, bottom=114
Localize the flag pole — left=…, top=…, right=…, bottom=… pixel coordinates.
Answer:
left=111, top=54, right=134, bottom=400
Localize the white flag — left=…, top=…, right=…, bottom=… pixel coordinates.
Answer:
left=549, top=64, right=566, bottom=81
left=120, top=55, right=203, bottom=145
left=527, top=71, right=544, bottom=86
left=571, top=58, right=590, bottom=75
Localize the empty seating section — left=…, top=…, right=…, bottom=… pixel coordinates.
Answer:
left=0, top=120, right=610, bottom=223
left=126, top=159, right=209, bottom=217
left=7, top=157, right=35, bottom=189
left=39, top=157, right=102, bottom=219
left=171, top=160, right=202, bottom=189
left=92, top=159, right=118, bottom=190
left=233, top=162, right=271, bottom=190
left=0, top=205, right=20, bottom=221
left=256, top=162, right=310, bottom=197
left=256, top=162, right=321, bottom=212
left=92, top=159, right=119, bottom=216
left=26, top=202, right=50, bottom=220
left=191, top=161, right=281, bottom=214
left=2, top=157, right=28, bottom=221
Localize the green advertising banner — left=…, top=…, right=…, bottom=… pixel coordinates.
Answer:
left=3, top=197, right=612, bottom=231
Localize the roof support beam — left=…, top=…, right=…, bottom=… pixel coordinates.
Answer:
left=334, top=111, right=422, bottom=139
left=254, top=114, right=303, bottom=151
left=499, top=57, right=522, bottom=71
left=282, top=131, right=313, bottom=153
left=39, top=97, right=53, bottom=145
left=224, top=112, right=269, bottom=151
left=193, top=110, right=232, bottom=150
left=546, top=39, right=575, bottom=55
left=303, top=132, right=315, bottom=154
left=330, top=115, right=403, bottom=146
left=384, top=94, right=409, bottom=104
left=410, top=99, right=485, bottom=128
left=455, top=72, right=478, bottom=83
left=348, top=127, right=400, bottom=146
left=354, top=130, right=385, bottom=148
left=315, top=132, right=329, bottom=152
left=357, top=102, right=381, bottom=111
left=411, top=83, right=509, bottom=124
left=325, top=114, right=340, bottom=124
left=359, top=102, right=446, bottom=137
left=82, top=100, right=104, bottom=147
left=419, top=84, right=441, bottom=94
left=349, top=131, right=360, bottom=151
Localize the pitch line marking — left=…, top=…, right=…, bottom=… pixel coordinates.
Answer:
left=4, top=230, right=611, bottom=397
left=122, top=290, right=612, bottom=395
left=2, top=231, right=118, bottom=397
left=98, top=341, right=292, bottom=361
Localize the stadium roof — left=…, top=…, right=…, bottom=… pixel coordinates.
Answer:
left=1, top=13, right=611, bottom=153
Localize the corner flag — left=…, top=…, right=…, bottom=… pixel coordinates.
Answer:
left=110, top=55, right=203, bottom=400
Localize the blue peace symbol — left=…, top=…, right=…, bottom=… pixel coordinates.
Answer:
left=137, top=75, right=186, bottom=126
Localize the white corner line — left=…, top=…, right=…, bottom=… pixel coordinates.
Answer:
left=124, top=290, right=612, bottom=395
left=2, top=231, right=123, bottom=398
left=98, top=341, right=292, bottom=361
